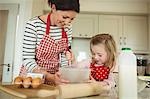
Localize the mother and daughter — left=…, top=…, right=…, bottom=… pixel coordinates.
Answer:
left=19, top=0, right=117, bottom=95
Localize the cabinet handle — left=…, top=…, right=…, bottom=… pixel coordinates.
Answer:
left=79, top=34, right=82, bottom=36
left=124, top=37, right=126, bottom=45
left=120, top=37, right=122, bottom=45
left=0, top=64, right=11, bottom=72
left=0, top=64, right=10, bottom=67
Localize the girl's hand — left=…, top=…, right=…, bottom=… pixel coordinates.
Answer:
left=98, top=81, right=109, bottom=86
left=87, top=75, right=96, bottom=83
left=89, top=76, right=109, bottom=86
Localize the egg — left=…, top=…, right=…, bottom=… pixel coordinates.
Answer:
left=14, top=76, right=23, bottom=88
left=31, top=77, right=42, bottom=88
left=26, top=76, right=32, bottom=82
left=23, top=77, right=32, bottom=88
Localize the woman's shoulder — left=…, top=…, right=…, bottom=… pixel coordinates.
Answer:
left=26, top=16, right=44, bottom=26
left=65, top=24, right=72, bottom=30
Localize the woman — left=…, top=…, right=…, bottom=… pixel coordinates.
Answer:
left=20, top=0, right=80, bottom=85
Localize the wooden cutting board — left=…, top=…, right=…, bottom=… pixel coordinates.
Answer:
left=0, top=84, right=59, bottom=98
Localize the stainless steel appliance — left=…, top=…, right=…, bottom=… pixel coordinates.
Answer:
left=146, top=59, right=150, bottom=76
left=136, top=55, right=148, bottom=76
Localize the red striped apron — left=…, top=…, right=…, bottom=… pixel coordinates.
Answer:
left=20, top=13, right=69, bottom=84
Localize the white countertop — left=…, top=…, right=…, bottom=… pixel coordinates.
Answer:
left=77, top=88, right=150, bottom=99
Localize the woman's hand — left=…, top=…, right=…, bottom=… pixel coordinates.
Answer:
left=33, top=67, right=69, bottom=85
left=54, top=72, right=69, bottom=85
left=65, top=49, right=75, bottom=66
left=44, top=72, right=69, bottom=85
left=65, top=49, right=75, bottom=62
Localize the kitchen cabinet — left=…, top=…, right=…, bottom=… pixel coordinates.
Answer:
left=123, top=16, right=148, bottom=52
left=99, top=15, right=148, bottom=52
left=72, top=13, right=99, bottom=38
left=72, top=13, right=148, bottom=52
left=99, top=15, right=122, bottom=50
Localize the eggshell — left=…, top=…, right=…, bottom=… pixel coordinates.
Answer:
left=31, top=77, right=42, bottom=88
left=23, top=77, right=32, bottom=88
left=26, top=77, right=32, bottom=82
left=14, top=76, right=23, bottom=88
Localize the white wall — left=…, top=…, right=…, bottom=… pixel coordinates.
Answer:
left=72, top=38, right=91, bottom=59
left=31, top=0, right=45, bottom=17
left=13, top=0, right=34, bottom=79
left=43, top=0, right=149, bottom=14
left=0, top=0, right=40, bottom=79
left=149, top=3, right=150, bottom=53
left=0, top=0, right=19, bottom=3
left=13, top=0, right=44, bottom=79
left=80, top=0, right=149, bottom=14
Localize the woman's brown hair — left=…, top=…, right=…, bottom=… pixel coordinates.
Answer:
left=48, top=0, right=80, bottom=13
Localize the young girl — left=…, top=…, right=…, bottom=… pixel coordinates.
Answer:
left=90, top=33, right=117, bottom=90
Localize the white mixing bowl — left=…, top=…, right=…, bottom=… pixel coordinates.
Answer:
left=60, top=67, right=90, bottom=83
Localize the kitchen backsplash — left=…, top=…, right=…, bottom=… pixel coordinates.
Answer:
left=72, top=38, right=91, bottom=60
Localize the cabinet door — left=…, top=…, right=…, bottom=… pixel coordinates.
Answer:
left=123, top=16, right=148, bottom=51
left=99, top=15, right=123, bottom=50
left=72, top=14, right=99, bottom=38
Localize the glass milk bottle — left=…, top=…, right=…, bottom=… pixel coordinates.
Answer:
left=118, top=48, right=137, bottom=99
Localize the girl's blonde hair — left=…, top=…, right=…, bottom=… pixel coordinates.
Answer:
left=90, top=34, right=117, bottom=70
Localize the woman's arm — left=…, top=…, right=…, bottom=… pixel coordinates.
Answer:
left=22, top=19, right=38, bottom=72
left=60, top=26, right=73, bottom=67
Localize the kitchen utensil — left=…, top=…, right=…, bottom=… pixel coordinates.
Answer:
left=146, top=59, right=150, bottom=75
left=136, top=55, right=148, bottom=76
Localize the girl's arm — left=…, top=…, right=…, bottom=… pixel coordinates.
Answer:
left=103, top=72, right=116, bottom=88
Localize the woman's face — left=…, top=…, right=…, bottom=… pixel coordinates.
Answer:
left=52, top=10, right=77, bottom=28
left=91, top=44, right=108, bottom=66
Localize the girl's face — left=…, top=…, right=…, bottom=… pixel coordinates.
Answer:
left=91, top=44, right=108, bottom=66
left=52, top=10, right=77, bottom=28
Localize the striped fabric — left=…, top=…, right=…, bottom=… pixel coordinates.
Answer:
left=22, top=16, right=72, bottom=72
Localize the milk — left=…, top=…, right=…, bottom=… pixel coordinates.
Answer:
left=118, top=48, right=137, bottom=99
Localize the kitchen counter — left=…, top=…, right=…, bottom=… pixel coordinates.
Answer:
left=0, top=82, right=115, bottom=99
left=77, top=88, right=150, bottom=99
left=0, top=83, right=59, bottom=99
left=0, top=82, right=149, bottom=99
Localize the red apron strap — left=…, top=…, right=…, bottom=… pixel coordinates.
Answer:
left=46, top=14, right=51, bottom=35
left=46, top=14, right=69, bottom=51
left=62, top=28, right=69, bottom=51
